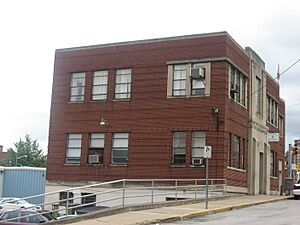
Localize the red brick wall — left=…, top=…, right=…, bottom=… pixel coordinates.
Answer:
left=266, top=75, right=285, bottom=191
left=47, top=34, right=250, bottom=186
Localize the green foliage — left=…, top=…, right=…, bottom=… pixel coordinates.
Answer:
left=1, top=134, right=47, bottom=167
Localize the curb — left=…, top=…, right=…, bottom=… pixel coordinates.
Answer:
left=144, top=196, right=290, bottom=225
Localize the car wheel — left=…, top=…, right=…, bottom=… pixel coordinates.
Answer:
left=294, top=195, right=299, bottom=200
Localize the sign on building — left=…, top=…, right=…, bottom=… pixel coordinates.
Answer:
left=267, top=133, right=279, bottom=142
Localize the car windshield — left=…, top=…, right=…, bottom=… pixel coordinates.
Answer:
left=297, top=180, right=300, bottom=184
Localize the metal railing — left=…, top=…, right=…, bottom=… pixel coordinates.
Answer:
left=0, top=178, right=227, bottom=222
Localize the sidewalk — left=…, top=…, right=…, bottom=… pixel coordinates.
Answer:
left=56, top=195, right=289, bottom=225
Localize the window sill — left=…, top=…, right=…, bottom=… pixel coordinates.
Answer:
left=170, top=164, right=186, bottom=168
left=64, top=163, right=81, bottom=166
left=110, top=164, right=128, bottom=167
left=190, top=165, right=205, bottom=168
left=229, top=98, right=247, bottom=109
left=87, top=163, right=104, bottom=166
left=68, top=101, right=84, bottom=104
left=91, top=100, right=107, bottom=103
left=270, top=176, right=278, bottom=179
left=113, top=99, right=130, bottom=102
left=227, top=166, right=246, bottom=172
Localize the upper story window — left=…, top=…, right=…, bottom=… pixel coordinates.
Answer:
left=279, top=115, right=284, bottom=136
left=112, top=133, right=129, bottom=165
left=168, top=62, right=211, bottom=98
left=92, top=71, right=108, bottom=100
left=267, top=95, right=278, bottom=127
left=173, top=65, right=187, bottom=96
left=115, top=69, right=131, bottom=99
left=191, top=64, right=206, bottom=96
left=230, top=66, right=246, bottom=107
left=255, top=77, right=262, bottom=115
left=66, top=134, right=82, bottom=164
left=70, top=72, right=85, bottom=102
left=172, top=132, right=186, bottom=165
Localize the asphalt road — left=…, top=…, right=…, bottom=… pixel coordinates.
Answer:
left=163, top=198, right=300, bottom=225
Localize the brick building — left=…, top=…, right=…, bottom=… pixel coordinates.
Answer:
left=46, top=32, right=285, bottom=194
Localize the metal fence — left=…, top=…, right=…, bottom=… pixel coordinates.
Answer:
left=0, top=178, right=227, bottom=222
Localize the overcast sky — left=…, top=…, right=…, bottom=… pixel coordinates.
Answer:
left=0, top=0, right=299, bottom=152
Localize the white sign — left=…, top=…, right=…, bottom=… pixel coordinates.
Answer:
left=267, top=133, right=279, bottom=142
left=203, top=146, right=212, bottom=158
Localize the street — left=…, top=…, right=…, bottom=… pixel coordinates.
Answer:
left=163, top=199, right=300, bottom=225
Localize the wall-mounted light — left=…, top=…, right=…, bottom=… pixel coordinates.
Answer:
left=211, top=107, right=219, bottom=115
left=100, top=118, right=109, bottom=126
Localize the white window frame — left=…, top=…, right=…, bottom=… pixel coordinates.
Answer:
left=92, top=71, right=108, bottom=100
left=66, top=134, right=82, bottom=164
left=115, top=69, right=131, bottom=99
left=172, top=65, right=187, bottom=96
left=70, top=73, right=85, bottom=102
left=230, top=66, right=246, bottom=107
left=172, top=132, right=186, bottom=165
left=112, top=133, right=129, bottom=165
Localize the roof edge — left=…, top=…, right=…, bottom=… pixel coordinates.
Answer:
left=56, top=31, right=231, bottom=53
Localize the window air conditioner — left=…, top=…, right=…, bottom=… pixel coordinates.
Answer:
left=192, top=147, right=205, bottom=158
left=192, top=157, right=204, bottom=166
left=88, top=155, right=100, bottom=164
left=230, top=83, right=239, bottom=93
left=191, top=68, right=205, bottom=79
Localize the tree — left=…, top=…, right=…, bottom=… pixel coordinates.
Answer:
left=1, top=134, right=47, bottom=167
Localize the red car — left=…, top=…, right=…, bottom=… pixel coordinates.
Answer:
left=0, top=210, right=55, bottom=224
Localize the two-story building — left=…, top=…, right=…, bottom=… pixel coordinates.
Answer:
left=46, top=32, right=285, bottom=194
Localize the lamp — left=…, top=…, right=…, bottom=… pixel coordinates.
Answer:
left=100, top=118, right=109, bottom=126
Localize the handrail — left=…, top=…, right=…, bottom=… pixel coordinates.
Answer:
left=0, top=178, right=227, bottom=223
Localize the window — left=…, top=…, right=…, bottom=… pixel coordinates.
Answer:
left=59, top=191, right=74, bottom=205
left=66, top=134, right=82, bottom=164
left=172, top=132, right=186, bottom=164
left=92, top=71, right=108, bottom=100
left=229, top=134, right=243, bottom=169
left=230, top=66, right=246, bottom=106
left=279, top=116, right=284, bottom=136
left=70, top=72, right=85, bottom=102
left=168, top=62, right=210, bottom=98
left=255, top=77, right=262, bottom=115
left=267, top=95, right=278, bottom=126
left=191, top=64, right=206, bottom=96
left=173, top=65, right=187, bottom=96
left=112, top=133, right=129, bottom=165
left=115, top=69, right=131, bottom=99
left=191, top=131, right=206, bottom=157
left=270, top=151, right=275, bottom=177
left=89, top=133, right=105, bottom=164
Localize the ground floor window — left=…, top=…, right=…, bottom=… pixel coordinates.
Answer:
left=112, top=133, right=129, bottom=165
left=172, top=132, right=186, bottom=165
left=229, top=133, right=244, bottom=169
left=66, top=134, right=82, bottom=164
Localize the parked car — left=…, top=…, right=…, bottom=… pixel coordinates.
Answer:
left=0, top=199, right=41, bottom=212
left=0, top=209, right=55, bottom=224
left=293, top=179, right=300, bottom=199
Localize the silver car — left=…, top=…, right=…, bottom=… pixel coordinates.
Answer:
left=0, top=198, right=42, bottom=212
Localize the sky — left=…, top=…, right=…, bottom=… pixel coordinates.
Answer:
left=0, top=0, right=299, bottom=152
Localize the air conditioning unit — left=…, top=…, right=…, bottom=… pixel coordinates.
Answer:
left=192, top=158, right=204, bottom=166
left=190, top=68, right=205, bottom=79
left=88, top=155, right=100, bottom=164
left=230, top=83, right=239, bottom=93
left=192, top=147, right=205, bottom=158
